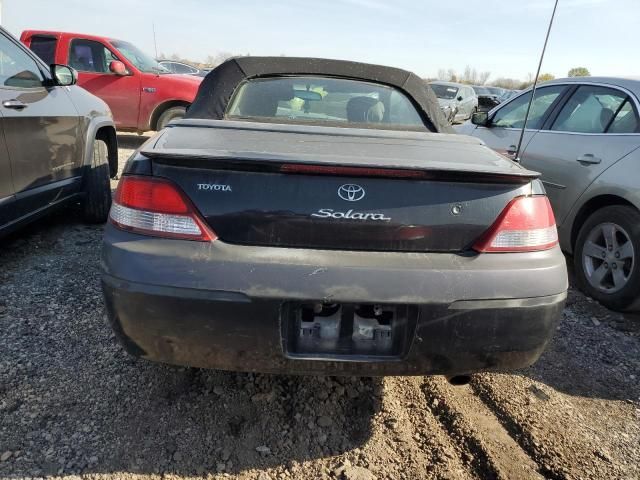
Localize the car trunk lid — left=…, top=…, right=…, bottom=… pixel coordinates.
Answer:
left=144, top=120, right=538, bottom=252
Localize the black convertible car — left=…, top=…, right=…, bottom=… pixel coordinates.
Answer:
left=101, top=57, right=567, bottom=377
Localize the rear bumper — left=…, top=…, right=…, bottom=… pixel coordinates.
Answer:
left=101, top=226, right=567, bottom=376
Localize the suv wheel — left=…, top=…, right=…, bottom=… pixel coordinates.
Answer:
left=156, top=106, right=187, bottom=130
left=82, top=139, right=112, bottom=224
left=574, top=205, right=640, bottom=311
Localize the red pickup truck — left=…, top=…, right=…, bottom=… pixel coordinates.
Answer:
left=21, top=30, right=202, bottom=132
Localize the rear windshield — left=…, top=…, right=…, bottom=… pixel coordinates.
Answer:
left=226, top=76, right=426, bottom=131
left=430, top=84, right=458, bottom=99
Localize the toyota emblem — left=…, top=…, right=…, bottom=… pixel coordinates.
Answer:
left=338, top=184, right=366, bottom=202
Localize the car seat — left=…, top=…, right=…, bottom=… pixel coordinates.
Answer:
left=346, top=96, right=385, bottom=123
left=70, top=50, right=93, bottom=72
left=599, top=107, right=615, bottom=131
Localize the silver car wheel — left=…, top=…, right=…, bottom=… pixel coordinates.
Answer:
left=582, top=222, right=635, bottom=294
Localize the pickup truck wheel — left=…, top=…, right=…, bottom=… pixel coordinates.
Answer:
left=574, top=205, right=640, bottom=311
left=82, top=139, right=112, bottom=224
left=157, top=106, right=187, bottom=130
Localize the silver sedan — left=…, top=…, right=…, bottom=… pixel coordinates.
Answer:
left=458, top=77, right=640, bottom=311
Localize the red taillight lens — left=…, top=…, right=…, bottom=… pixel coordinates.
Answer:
left=110, top=176, right=216, bottom=241
left=116, top=177, right=190, bottom=214
left=473, top=196, right=558, bottom=253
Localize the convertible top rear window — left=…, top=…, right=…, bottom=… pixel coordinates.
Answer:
left=226, top=76, right=427, bottom=131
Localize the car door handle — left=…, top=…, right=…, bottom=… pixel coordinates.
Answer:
left=2, top=100, right=27, bottom=110
left=506, top=144, right=517, bottom=156
left=576, top=154, right=601, bottom=165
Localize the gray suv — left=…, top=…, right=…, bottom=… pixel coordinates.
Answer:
left=459, top=77, right=640, bottom=311
left=0, top=27, right=117, bottom=237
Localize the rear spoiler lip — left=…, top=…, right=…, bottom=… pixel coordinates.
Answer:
left=143, top=149, right=540, bottom=184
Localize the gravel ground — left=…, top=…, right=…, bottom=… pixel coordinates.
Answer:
left=1, top=134, right=639, bottom=480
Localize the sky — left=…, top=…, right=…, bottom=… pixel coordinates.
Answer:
left=2, top=0, right=638, bottom=81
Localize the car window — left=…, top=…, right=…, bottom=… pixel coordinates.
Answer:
left=227, top=76, right=428, bottom=130
left=608, top=99, right=639, bottom=133
left=173, top=63, right=197, bottom=74
left=551, top=85, right=627, bottom=133
left=492, top=85, right=565, bottom=129
left=110, top=40, right=167, bottom=74
left=69, top=39, right=119, bottom=73
left=429, top=84, right=458, bottom=100
left=388, top=89, right=424, bottom=125
left=29, top=35, right=57, bottom=66
left=0, top=32, right=44, bottom=88
left=159, top=62, right=175, bottom=73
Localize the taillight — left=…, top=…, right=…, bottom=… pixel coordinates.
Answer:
left=473, top=196, right=557, bottom=253
left=280, top=163, right=428, bottom=179
left=109, top=176, right=216, bottom=241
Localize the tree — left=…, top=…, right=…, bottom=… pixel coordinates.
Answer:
left=462, top=65, right=475, bottom=83
left=460, top=65, right=491, bottom=85
left=437, top=68, right=457, bottom=82
left=568, top=67, right=590, bottom=77
left=203, top=52, right=237, bottom=68
left=436, top=66, right=491, bottom=84
left=491, top=77, right=522, bottom=89
left=537, top=73, right=555, bottom=83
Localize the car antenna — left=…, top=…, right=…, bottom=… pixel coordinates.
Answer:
left=514, top=0, right=559, bottom=162
left=152, top=22, right=159, bottom=61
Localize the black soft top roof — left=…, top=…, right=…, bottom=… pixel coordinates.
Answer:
left=185, top=56, right=453, bottom=133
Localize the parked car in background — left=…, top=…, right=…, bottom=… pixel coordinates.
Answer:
left=21, top=31, right=202, bottom=132
left=485, top=86, right=506, bottom=97
left=102, top=56, right=566, bottom=377
left=0, top=27, right=116, bottom=237
left=499, top=89, right=520, bottom=102
left=429, top=81, right=477, bottom=123
left=459, top=77, right=640, bottom=311
left=472, top=86, right=490, bottom=95
left=473, top=85, right=502, bottom=112
left=158, top=60, right=210, bottom=77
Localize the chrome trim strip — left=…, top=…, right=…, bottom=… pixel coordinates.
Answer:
left=0, top=194, right=16, bottom=206
left=0, top=193, right=82, bottom=232
left=536, top=130, right=640, bottom=137
left=541, top=180, right=566, bottom=190
left=14, top=176, right=82, bottom=200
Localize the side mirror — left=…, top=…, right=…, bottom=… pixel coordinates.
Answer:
left=471, top=111, right=490, bottom=126
left=51, top=64, right=77, bottom=86
left=109, top=61, right=128, bottom=76
left=457, top=95, right=463, bottom=102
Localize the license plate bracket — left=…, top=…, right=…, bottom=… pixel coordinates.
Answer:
left=282, top=302, right=418, bottom=360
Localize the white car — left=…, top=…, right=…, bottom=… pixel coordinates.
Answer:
left=158, top=60, right=209, bottom=77
left=429, top=81, right=478, bottom=123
